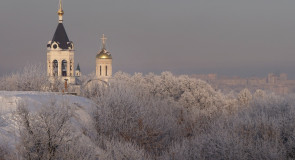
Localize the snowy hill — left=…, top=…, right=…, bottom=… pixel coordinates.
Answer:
left=0, top=91, right=98, bottom=156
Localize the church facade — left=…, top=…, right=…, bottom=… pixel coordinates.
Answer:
left=47, top=0, right=112, bottom=84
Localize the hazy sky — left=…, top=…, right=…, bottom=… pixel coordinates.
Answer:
left=1, top=0, right=295, bottom=78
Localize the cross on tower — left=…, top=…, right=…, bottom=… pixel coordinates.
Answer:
left=59, top=0, right=63, bottom=11
left=57, top=0, right=64, bottom=23
left=101, top=34, right=107, bottom=49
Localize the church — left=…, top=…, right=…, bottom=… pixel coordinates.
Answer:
left=46, top=0, right=112, bottom=85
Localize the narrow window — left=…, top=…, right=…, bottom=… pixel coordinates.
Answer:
left=53, top=60, right=58, bottom=76
left=100, top=65, right=102, bottom=76
left=62, top=60, right=67, bottom=77
left=106, top=65, right=108, bottom=76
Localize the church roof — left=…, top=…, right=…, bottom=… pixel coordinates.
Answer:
left=96, top=34, right=112, bottom=59
left=76, top=64, right=80, bottom=71
left=96, top=49, right=112, bottom=59
left=52, top=23, right=70, bottom=49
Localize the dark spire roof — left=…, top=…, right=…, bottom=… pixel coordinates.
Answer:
left=76, top=64, right=80, bottom=71
left=52, top=23, right=70, bottom=49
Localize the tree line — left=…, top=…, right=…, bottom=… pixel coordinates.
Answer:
left=0, top=65, right=295, bottom=160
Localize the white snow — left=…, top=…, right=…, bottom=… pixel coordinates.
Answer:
left=0, top=91, right=98, bottom=151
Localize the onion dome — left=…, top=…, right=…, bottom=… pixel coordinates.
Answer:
left=96, top=49, right=112, bottom=59
left=96, top=34, right=112, bottom=59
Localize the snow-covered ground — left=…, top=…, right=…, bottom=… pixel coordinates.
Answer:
left=0, top=91, right=98, bottom=152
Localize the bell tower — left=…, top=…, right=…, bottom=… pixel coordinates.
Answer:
left=96, top=34, right=112, bottom=82
left=47, top=0, right=75, bottom=84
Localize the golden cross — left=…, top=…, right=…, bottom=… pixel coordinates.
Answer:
left=59, top=0, right=63, bottom=12
left=101, top=34, right=107, bottom=49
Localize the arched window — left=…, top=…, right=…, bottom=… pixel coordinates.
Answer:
left=52, top=60, right=58, bottom=76
left=106, top=65, right=108, bottom=76
left=100, top=65, right=102, bottom=76
left=62, top=60, right=67, bottom=77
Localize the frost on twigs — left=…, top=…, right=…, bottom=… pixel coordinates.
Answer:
left=0, top=64, right=51, bottom=91
left=15, top=100, right=95, bottom=160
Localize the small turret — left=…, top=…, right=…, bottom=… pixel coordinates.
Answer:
left=75, top=64, right=81, bottom=77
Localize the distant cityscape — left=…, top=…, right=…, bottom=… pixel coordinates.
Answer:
left=191, top=73, right=295, bottom=95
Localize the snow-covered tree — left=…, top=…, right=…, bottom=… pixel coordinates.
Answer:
left=3, top=69, right=292, bottom=159
left=253, top=89, right=266, bottom=100
left=237, top=88, right=252, bottom=106
left=0, top=64, right=51, bottom=91
left=16, top=100, right=95, bottom=160
left=98, top=139, right=151, bottom=160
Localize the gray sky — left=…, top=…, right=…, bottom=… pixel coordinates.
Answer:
left=1, top=0, right=295, bottom=78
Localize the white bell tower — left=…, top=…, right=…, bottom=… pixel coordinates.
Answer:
left=96, top=34, right=112, bottom=82
left=47, top=0, right=75, bottom=84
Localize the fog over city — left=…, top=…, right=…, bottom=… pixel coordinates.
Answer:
left=1, top=0, right=295, bottom=78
